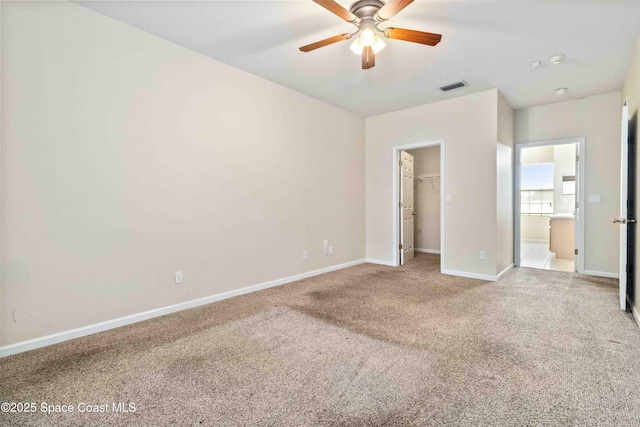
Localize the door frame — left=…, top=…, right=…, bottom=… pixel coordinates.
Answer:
left=514, top=137, right=586, bottom=273
left=392, top=139, right=445, bottom=268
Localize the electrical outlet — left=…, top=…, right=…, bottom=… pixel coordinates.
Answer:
left=329, top=246, right=334, bottom=255
left=479, top=251, right=486, bottom=260
left=175, top=271, right=183, bottom=284
left=303, top=250, right=308, bottom=260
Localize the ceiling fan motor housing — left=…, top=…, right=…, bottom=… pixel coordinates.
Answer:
left=350, top=0, right=384, bottom=20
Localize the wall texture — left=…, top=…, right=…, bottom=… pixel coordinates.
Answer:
left=0, top=2, right=365, bottom=346
left=515, top=92, right=622, bottom=275
left=366, top=89, right=510, bottom=277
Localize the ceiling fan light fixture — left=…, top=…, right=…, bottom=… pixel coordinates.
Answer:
left=302, top=0, right=440, bottom=69
left=371, top=35, right=385, bottom=53
left=350, top=33, right=385, bottom=55
left=360, top=28, right=375, bottom=46
left=349, top=37, right=364, bottom=55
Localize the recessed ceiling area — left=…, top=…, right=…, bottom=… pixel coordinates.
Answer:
left=76, top=1, right=640, bottom=117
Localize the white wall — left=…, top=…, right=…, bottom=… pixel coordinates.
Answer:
left=623, top=34, right=640, bottom=313
left=410, top=146, right=440, bottom=252
left=497, top=92, right=514, bottom=273
left=515, top=92, right=622, bottom=274
left=521, top=217, right=550, bottom=241
left=0, top=3, right=3, bottom=332
left=366, top=89, right=510, bottom=277
left=553, top=144, right=576, bottom=215
left=0, top=2, right=365, bottom=346
left=521, top=146, right=553, bottom=164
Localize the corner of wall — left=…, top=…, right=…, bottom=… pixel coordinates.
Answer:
left=497, top=90, right=515, bottom=148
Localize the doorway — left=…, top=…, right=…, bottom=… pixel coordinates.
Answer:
left=393, top=140, right=444, bottom=269
left=408, top=146, right=441, bottom=257
left=515, top=138, right=585, bottom=273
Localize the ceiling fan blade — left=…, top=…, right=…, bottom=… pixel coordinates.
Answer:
left=384, top=27, right=442, bottom=46
left=362, top=45, right=375, bottom=70
left=376, top=0, right=414, bottom=22
left=313, top=0, right=358, bottom=23
left=299, top=33, right=351, bottom=52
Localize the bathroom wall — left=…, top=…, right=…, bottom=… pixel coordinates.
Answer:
left=553, top=144, right=576, bottom=215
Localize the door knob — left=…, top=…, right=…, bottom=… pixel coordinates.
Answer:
left=412, top=212, right=417, bottom=216
left=612, top=218, right=636, bottom=224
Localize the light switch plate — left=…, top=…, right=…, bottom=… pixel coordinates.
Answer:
left=589, top=195, right=601, bottom=203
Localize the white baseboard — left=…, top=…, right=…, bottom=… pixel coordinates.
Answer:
left=582, top=270, right=619, bottom=279
left=0, top=259, right=366, bottom=358
left=442, top=269, right=497, bottom=282
left=365, top=258, right=396, bottom=267
left=632, top=306, right=640, bottom=329
left=415, top=248, right=441, bottom=254
left=496, top=264, right=515, bottom=280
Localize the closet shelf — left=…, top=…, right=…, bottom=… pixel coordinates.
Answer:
left=416, top=174, right=440, bottom=182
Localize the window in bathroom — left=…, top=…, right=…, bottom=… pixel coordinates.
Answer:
left=521, top=162, right=554, bottom=216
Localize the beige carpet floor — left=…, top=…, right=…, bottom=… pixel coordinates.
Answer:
left=2, top=253, right=640, bottom=426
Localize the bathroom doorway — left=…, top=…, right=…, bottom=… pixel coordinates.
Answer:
left=515, top=138, right=585, bottom=273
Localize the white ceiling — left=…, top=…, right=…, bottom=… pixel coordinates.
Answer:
left=77, top=0, right=640, bottom=117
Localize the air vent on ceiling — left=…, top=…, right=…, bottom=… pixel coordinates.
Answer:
left=439, top=81, right=468, bottom=92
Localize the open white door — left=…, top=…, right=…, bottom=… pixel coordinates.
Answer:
left=400, top=151, right=415, bottom=265
left=618, top=100, right=629, bottom=310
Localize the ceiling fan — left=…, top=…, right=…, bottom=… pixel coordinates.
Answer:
left=300, top=0, right=442, bottom=70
